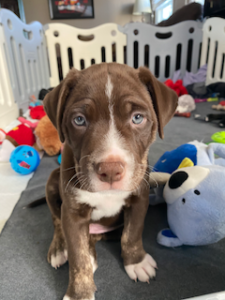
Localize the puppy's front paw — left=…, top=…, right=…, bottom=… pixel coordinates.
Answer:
left=50, top=249, right=68, bottom=269
left=125, top=254, right=157, bottom=283
left=63, top=295, right=95, bottom=300
left=90, top=255, right=98, bottom=273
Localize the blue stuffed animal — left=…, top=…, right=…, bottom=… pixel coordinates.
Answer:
left=157, top=164, right=225, bottom=247
left=149, top=141, right=225, bottom=206
left=149, top=141, right=225, bottom=247
left=154, top=140, right=225, bottom=173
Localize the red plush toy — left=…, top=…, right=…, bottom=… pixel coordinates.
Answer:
left=30, top=106, right=46, bottom=120
left=164, top=79, right=188, bottom=97
left=0, top=124, right=36, bottom=162
left=7, top=124, right=35, bottom=146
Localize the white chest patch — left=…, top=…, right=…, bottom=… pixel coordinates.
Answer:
left=75, top=189, right=131, bottom=221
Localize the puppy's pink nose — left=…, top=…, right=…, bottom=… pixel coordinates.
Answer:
left=96, top=161, right=125, bottom=183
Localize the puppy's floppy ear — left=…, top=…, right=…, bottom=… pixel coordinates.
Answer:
left=43, top=68, right=80, bottom=142
left=138, top=67, right=178, bottom=139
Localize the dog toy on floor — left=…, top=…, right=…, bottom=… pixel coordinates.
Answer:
left=30, top=105, right=46, bottom=120
left=211, top=131, right=225, bottom=144
left=10, top=145, right=40, bottom=175
left=154, top=140, right=225, bottom=174
left=155, top=160, right=225, bottom=247
left=174, top=112, right=191, bottom=118
left=0, top=124, right=36, bottom=162
left=164, top=79, right=188, bottom=97
left=194, top=113, right=225, bottom=128
left=34, top=115, right=62, bottom=156
left=176, top=95, right=196, bottom=114
left=149, top=141, right=225, bottom=205
left=212, top=100, right=225, bottom=110
left=149, top=141, right=225, bottom=246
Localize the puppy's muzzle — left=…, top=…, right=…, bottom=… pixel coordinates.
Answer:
left=95, top=161, right=125, bottom=184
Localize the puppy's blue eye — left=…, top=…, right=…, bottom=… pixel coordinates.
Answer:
left=74, top=116, right=86, bottom=126
left=132, top=114, right=144, bottom=124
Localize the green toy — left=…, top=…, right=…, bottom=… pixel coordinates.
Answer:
left=211, top=131, right=225, bottom=144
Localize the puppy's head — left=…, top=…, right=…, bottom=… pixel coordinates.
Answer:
left=44, top=63, right=177, bottom=193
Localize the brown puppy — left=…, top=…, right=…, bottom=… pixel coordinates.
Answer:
left=43, top=63, right=177, bottom=300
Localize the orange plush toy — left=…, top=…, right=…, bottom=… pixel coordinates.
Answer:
left=35, top=115, right=62, bottom=156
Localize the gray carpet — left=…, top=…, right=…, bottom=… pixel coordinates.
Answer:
left=1, top=102, right=225, bottom=300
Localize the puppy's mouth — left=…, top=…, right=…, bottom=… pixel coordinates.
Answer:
left=93, top=180, right=128, bottom=192
left=87, top=167, right=136, bottom=193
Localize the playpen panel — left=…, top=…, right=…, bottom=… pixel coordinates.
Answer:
left=0, top=9, right=50, bottom=126
left=2, top=8, right=224, bottom=130
left=120, top=21, right=203, bottom=82
left=0, top=23, right=18, bottom=128
left=44, top=23, right=126, bottom=86
left=201, top=18, right=225, bottom=85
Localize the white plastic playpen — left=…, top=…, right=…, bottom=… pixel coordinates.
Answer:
left=0, top=8, right=225, bottom=128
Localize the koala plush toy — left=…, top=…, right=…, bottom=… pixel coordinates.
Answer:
left=157, top=164, right=225, bottom=247
left=149, top=141, right=225, bottom=247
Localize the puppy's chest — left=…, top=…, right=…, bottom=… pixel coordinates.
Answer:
left=75, top=189, right=131, bottom=221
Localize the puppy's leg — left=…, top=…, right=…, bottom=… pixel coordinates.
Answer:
left=121, top=185, right=157, bottom=283
left=47, top=216, right=68, bottom=269
left=89, top=235, right=101, bottom=274
left=62, top=204, right=96, bottom=300
left=46, top=168, right=67, bottom=269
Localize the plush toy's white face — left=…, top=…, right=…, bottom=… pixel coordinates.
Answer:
left=163, top=165, right=225, bottom=245
left=163, top=166, right=210, bottom=204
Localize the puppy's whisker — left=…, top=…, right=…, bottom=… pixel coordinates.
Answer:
left=143, top=170, right=150, bottom=176
left=73, top=177, right=83, bottom=188
left=62, top=166, right=75, bottom=172
left=148, top=165, right=158, bottom=172
left=66, top=173, right=77, bottom=191
left=84, top=180, right=91, bottom=191
left=137, top=162, right=156, bottom=171
left=149, top=173, right=158, bottom=188
left=143, top=177, right=150, bottom=188
left=80, top=178, right=89, bottom=190
left=73, top=180, right=80, bottom=188
left=75, top=172, right=84, bottom=177
left=73, top=175, right=86, bottom=188
left=76, top=174, right=85, bottom=180
left=66, top=173, right=85, bottom=191
left=79, top=155, right=91, bottom=163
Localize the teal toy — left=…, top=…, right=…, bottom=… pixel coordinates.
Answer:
left=58, top=153, right=61, bottom=165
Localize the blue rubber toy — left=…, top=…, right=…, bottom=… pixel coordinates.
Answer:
left=58, top=153, right=62, bottom=165
left=10, top=145, right=40, bottom=175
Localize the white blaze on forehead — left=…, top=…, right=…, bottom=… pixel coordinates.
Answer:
left=104, top=75, right=121, bottom=153
left=104, top=75, right=121, bottom=150
left=105, top=75, right=115, bottom=134
left=102, top=74, right=134, bottom=168
left=105, top=75, right=113, bottom=103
